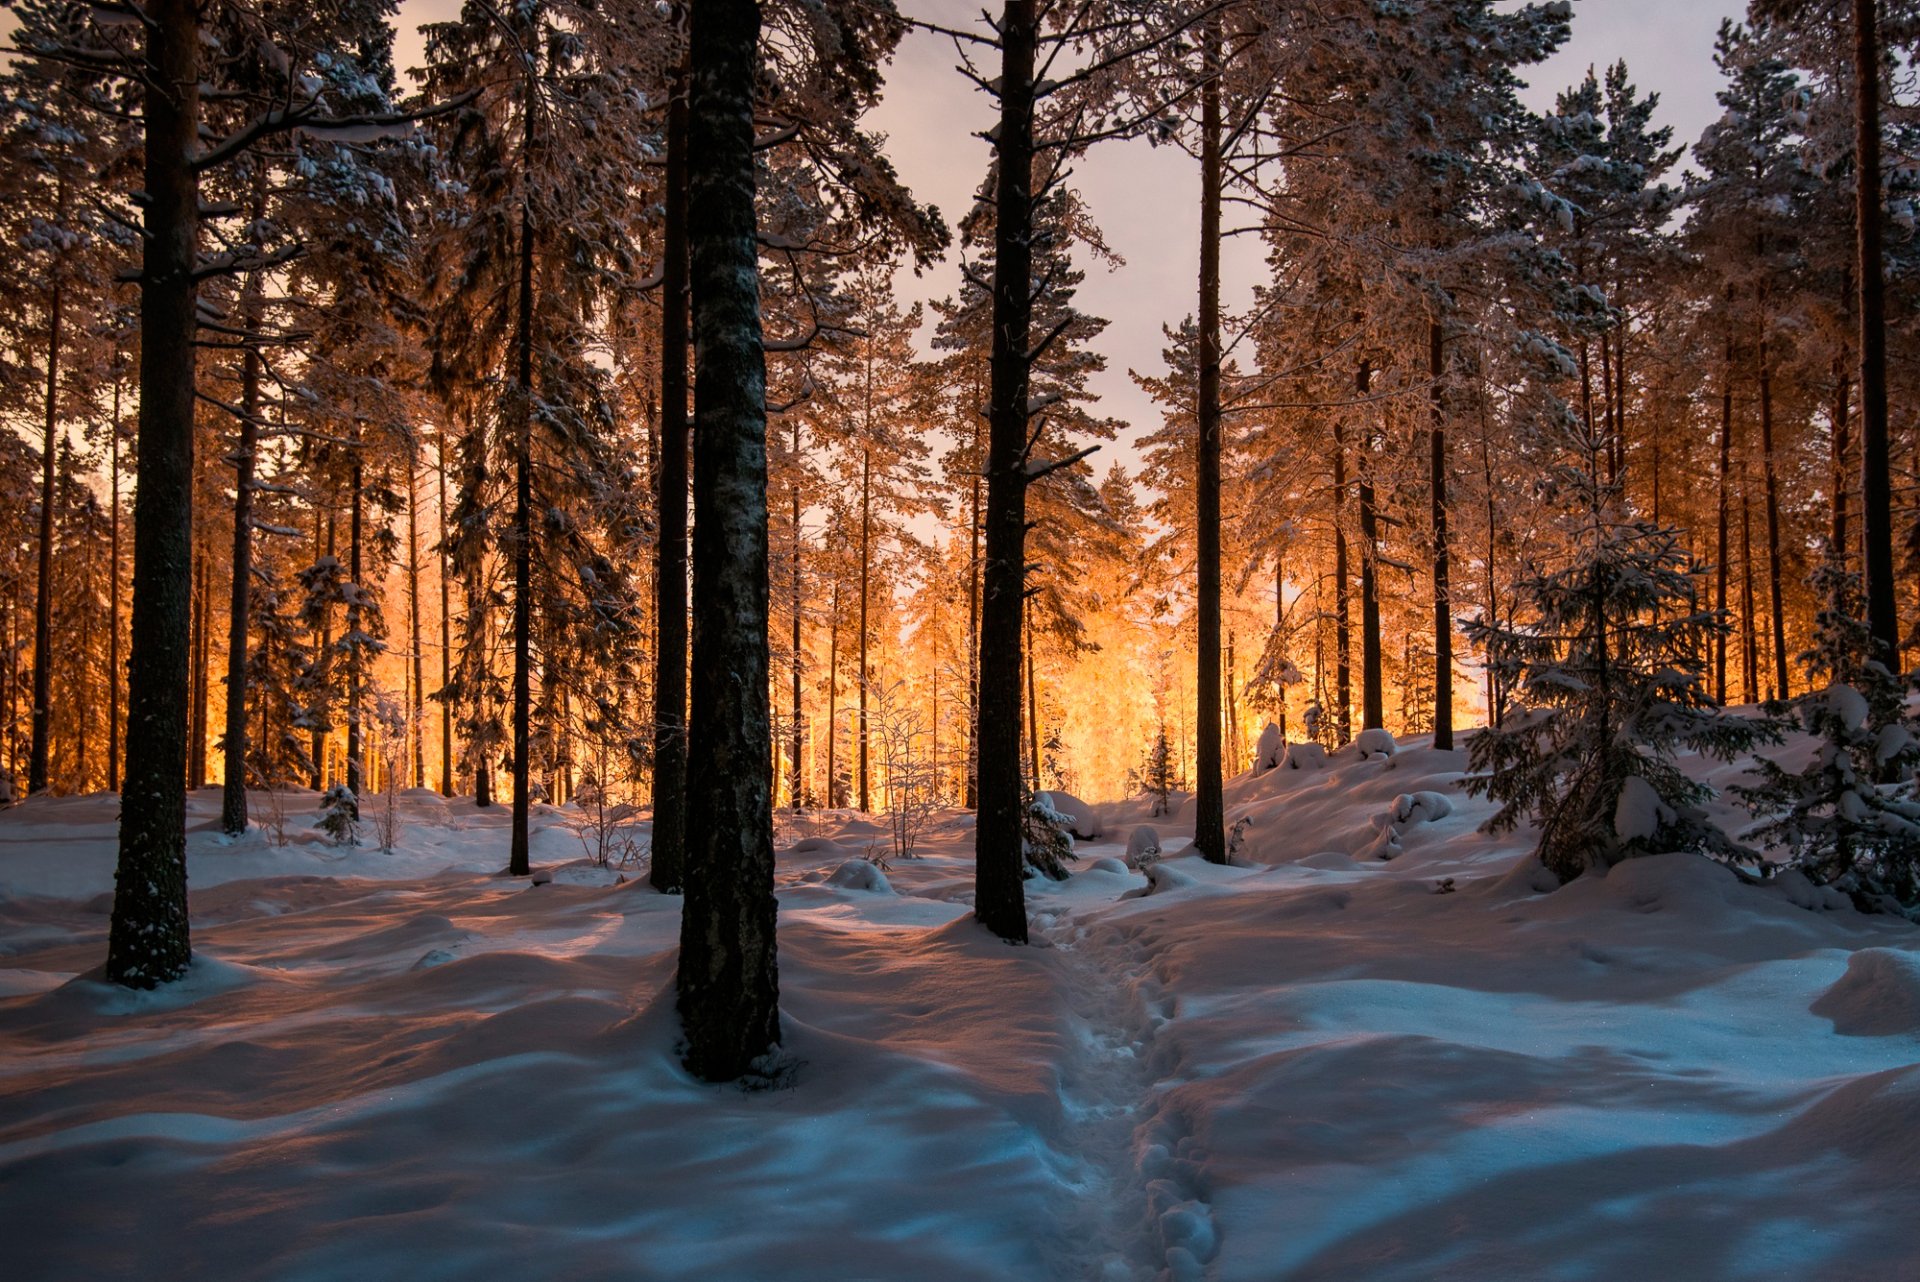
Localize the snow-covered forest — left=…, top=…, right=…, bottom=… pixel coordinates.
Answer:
left=3, top=0, right=1918, bottom=1277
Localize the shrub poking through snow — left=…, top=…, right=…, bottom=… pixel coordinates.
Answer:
left=316, top=784, right=360, bottom=847
left=1355, top=728, right=1397, bottom=760
left=1253, top=722, right=1285, bottom=776
left=1283, top=742, right=1328, bottom=771
left=1142, top=729, right=1176, bottom=817
left=1021, top=790, right=1074, bottom=880
left=1126, top=825, right=1162, bottom=868
left=1464, top=507, right=1772, bottom=884
left=1738, top=553, right=1920, bottom=907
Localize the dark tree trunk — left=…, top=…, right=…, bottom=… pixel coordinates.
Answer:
left=107, top=0, right=199, bottom=987
left=1025, top=606, right=1040, bottom=791
left=346, top=440, right=364, bottom=797
left=1741, top=468, right=1759, bottom=704
left=109, top=377, right=121, bottom=792
left=1430, top=319, right=1452, bottom=750
left=1854, top=0, right=1896, bottom=667
left=965, top=413, right=982, bottom=809
left=1758, top=339, right=1789, bottom=700
left=220, top=245, right=264, bottom=836
left=1357, top=363, right=1382, bottom=732
left=858, top=447, right=871, bottom=812
left=1833, top=353, right=1853, bottom=560
left=508, top=73, right=537, bottom=878
left=1193, top=20, right=1226, bottom=864
left=1332, top=421, right=1351, bottom=745
left=826, top=573, right=840, bottom=807
left=1715, top=333, right=1734, bottom=705
left=31, top=276, right=60, bottom=796
left=676, top=0, right=780, bottom=1083
left=408, top=443, right=425, bottom=790
left=438, top=428, right=454, bottom=797
left=974, top=0, right=1038, bottom=943
left=650, top=75, right=691, bottom=893
left=789, top=417, right=804, bottom=805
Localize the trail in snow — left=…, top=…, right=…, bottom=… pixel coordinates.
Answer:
left=1035, top=880, right=1218, bottom=1282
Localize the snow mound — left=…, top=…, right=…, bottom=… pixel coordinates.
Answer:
left=1084, top=856, right=1131, bottom=875
left=1299, top=851, right=1357, bottom=871
left=1126, top=825, right=1162, bottom=867
left=790, top=836, right=846, bottom=855
left=826, top=860, right=893, bottom=894
left=1354, top=728, right=1397, bottom=760
left=1389, top=791, right=1453, bottom=826
left=1252, top=723, right=1285, bottom=776
left=1036, top=791, right=1103, bottom=840
left=1812, top=948, right=1920, bottom=1036
left=1282, top=742, right=1327, bottom=771
left=1355, top=816, right=1402, bottom=862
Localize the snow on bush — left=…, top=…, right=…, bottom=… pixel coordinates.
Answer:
left=1282, top=742, right=1327, bottom=771
left=1354, top=728, right=1397, bottom=760
left=1126, top=825, right=1162, bottom=868
left=1252, top=722, right=1285, bottom=776
left=826, top=860, right=893, bottom=894
left=1390, top=791, right=1453, bottom=826
left=1036, top=790, right=1102, bottom=840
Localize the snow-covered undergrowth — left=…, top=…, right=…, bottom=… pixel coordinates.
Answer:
left=3, top=742, right=1917, bottom=1281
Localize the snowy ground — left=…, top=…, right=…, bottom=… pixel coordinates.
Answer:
left=3, top=741, right=1918, bottom=1281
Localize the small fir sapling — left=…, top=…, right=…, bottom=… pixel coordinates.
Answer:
left=317, top=783, right=360, bottom=847
left=1143, top=728, right=1175, bottom=818
left=1738, top=551, right=1920, bottom=907
left=1465, top=511, right=1773, bottom=884
left=1021, top=790, right=1075, bottom=880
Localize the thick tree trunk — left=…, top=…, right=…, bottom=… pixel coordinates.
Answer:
left=1193, top=21, right=1226, bottom=864
left=1854, top=0, right=1896, bottom=667
left=30, top=278, right=60, bottom=796
left=974, top=0, right=1038, bottom=943
left=107, top=0, right=198, bottom=987
left=220, top=247, right=264, bottom=836
left=650, top=75, right=691, bottom=892
left=1357, top=363, right=1382, bottom=732
left=965, top=416, right=982, bottom=809
left=1832, top=355, right=1853, bottom=560
left=677, top=0, right=780, bottom=1083
left=826, top=574, right=840, bottom=807
left=190, top=553, right=208, bottom=789
left=508, top=74, right=537, bottom=878
left=1741, top=468, right=1759, bottom=705
left=1025, top=606, right=1040, bottom=790
left=1430, top=319, right=1453, bottom=750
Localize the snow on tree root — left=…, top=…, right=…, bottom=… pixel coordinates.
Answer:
left=1034, top=910, right=1216, bottom=1282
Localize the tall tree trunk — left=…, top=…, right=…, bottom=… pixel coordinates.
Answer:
left=109, top=376, right=121, bottom=792
left=677, top=0, right=780, bottom=1082
left=190, top=552, right=207, bottom=789
left=827, top=573, right=840, bottom=807
left=1357, top=363, right=1383, bottom=731
left=974, top=0, right=1038, bottom=943
left=346, top=440, right=364, bottom=797
left=1430, top=319, right=1453, bottom=750
left=1741, top=466, right=1759, bottom=705
left=107, top=0, right=198, bottom=987
left=1715, top=333, right=1734, bottom=705
left=408, top=443, right=425, bottom=790
left=30, top=276, right=61, bottom=796
left=1025, top=606, right=1040, bottom=790
left=1854, top=0, right=1897, bottom=668
left=312, top=507, right=333, bottom=789
left=508, top=72, right=537, bottom=878
left=1759, top=338, right=1789, bottom=700
left=1193, top=18, right=1226, bottom=863
left=220, top=242, right=264, bottom=835
left=965, top=413, right=982, bottom=809
left=437, top=428, right=454, bottom=797
left=789, top=417, right=804, bottom=805
left=1332, top=420, right=1351, bottom=745
left=650, top=73, right=691, bottom=892
left=1832, top=353, right=1853, bottom=561
left=858, top=447, right=872, bottom=812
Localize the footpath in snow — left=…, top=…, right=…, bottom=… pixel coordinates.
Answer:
left=3, top=735, right=1919, bottom=1281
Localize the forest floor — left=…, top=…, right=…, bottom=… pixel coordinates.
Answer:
left=2, top=737, right=1918, bottom=1281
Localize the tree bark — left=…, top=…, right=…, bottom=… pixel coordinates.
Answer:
left=508, top=68, right=537, bottom=878
left=677, top=0, right=781, bottom=1082
left=220, top=237, right=264, bottom=835
left=438, top=428, right=454, bottom=797
left=109, top=375, right=121, bottom=792
left=1193, top=18, right=1226, bottom=864
left=408, top=441, right=426, bottom=790
left=1759, top=338, right=1789, bottom=700
left=346, top=436, right=364, bottom=797
left=1332, top=420, right=1351, bottom=745
left=650, top=73, right=691, bottom=892
left=1357, top=363, right=1382, bottom=732
left=30, top=275, right=61, bottom=796
left=107, top=0, right=198, bottom=987
left=858, top=446, right=872, bottom=812
left=789, top=416, right=805, bottom=805
left=1715, top=333, right=1734, bottom=705
left=1854, top=0, right=1896, bottom=667
left=974, top=0, right=1038, bottom=943
left=1430, top=319, right=1453, bottom=750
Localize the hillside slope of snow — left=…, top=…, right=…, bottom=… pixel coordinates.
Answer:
left=2, top=739, right=1916, bottom=1281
